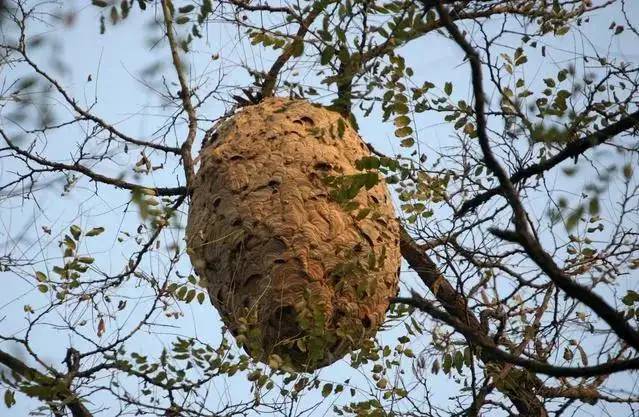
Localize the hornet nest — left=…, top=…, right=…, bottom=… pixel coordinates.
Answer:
left=186, top=97, right=400, bottom=371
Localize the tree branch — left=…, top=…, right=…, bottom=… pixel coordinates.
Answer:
left=1, top=128, right=186, bottom=196
left=435, top=1, right=639, bottom=352
left=0, top=349, right=93, bottom=417
left=10, top=46, right=181, bottom=155
left=394, top=295, right=639, bottom=378
left=161, top=0, right=198, bottom=191
left=457, top=110, right=639, bottom=216
left=260, top=3, right=322, bottom=98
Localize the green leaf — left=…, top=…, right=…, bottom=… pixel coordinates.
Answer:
left=454, top=350, right=464, bottom=372
left=4, top=390, right=15, bottom=408
left=85, top=227, right=105, bottom=237
left=431, top=359, right=440, bottom=374
left=177, top=286, right=187, bottom=300
left=443, top=353, right=452, bottom=374
left=394, top=126, right=413, bottom=137
left=588, top=198, right=600, bottom=215
left=92, top=0, right=108, bottom=6
left=70, top=225, right=82, bottom=240
left=566, top=206, right=584, bottom=231
left=35, top=271, right=47, bottom=282
left=394, top=115, right=411, bottom=127
left=444, top=82, right=453, bottom=95
left=356, top=208, right=371, bottom=220
left=320, top=47, right=334, bottom=65
left=337, top=119, right=346, bottom=138
left=176, top=16, right=190, bottom=24
left=363, top=172, right=379, bottom=189
left=197, top=292, right=206, bottom=304
left=178, top=5, right=195, bottom=13
left=400, top=137, right=415, bottom=147
left=290, top=39, right=304, bottom=57
left=393, top=102, right=409, bottom=114
left=622, top=290, right=639, bottom=306
left=321, top=383, right=333, bottom=397
left=37, top=284, right=48, bottom=293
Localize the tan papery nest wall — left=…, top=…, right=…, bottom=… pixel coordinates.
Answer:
left=186, top=98, right=400, bottom=371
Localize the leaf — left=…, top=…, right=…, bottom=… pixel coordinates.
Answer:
left=110, top=6, right=119, bottom=24
left=178, top=5, right=195, bottom=13
left=622, top=290, right=639, bottom=306
left=290, top=39, right=304, bottom=57
left=321, top=383, right=333, bottom=397
left=454, top=350, right=464, bottom=372
left=78, top=256, right=95, bottom=264
left=70, top=225, right=82, bottom=240
left=92, top=0, right=108, bottom=6
left=37, top=284, right=48, bottom=293
left=363, top=172, right=378, bottom=189
left=197, top=292, right=206, bottom=304
left=176, top=16, right=189, bottom=24
left=563, top=347, right=573, bottom=361
left=444, top=82, right=453, bottom=95
left=35, top=271, right=47, bottom=282
left=588, top=198, right=600, bottom=215
left=394, top=115, right=411, bottom=127
left=400, top=137, right=415, bottom=147
left=85, top=227, right=105, bottom=237
left=337, top=119, right=346, bottom=138
left=356, top=208, right=371, bottom=220
left=177, top=286, right=187, bottom=300
left=394, top=126, right=413, bottom=138
left=320, top=47, right=334, bottom=65
left=566, top=206, right=584, bottom=231
left=97, top=318, right=106, bottom=337
left=393, top=102, right=409, bottom=114
left=4, top=390, right=15, bottom=408
left=431, top=358, right=440, bottom=374
left=443, top=353, right=452, bottom=374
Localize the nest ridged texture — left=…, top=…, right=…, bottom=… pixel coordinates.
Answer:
left=186, top=98, right=400, bottom=371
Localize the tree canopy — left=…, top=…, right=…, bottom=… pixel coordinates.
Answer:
left=1, top=1, right=639, bottom=416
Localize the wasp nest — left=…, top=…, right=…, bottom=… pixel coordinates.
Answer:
left=186, top=98, right=400, bottom=371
